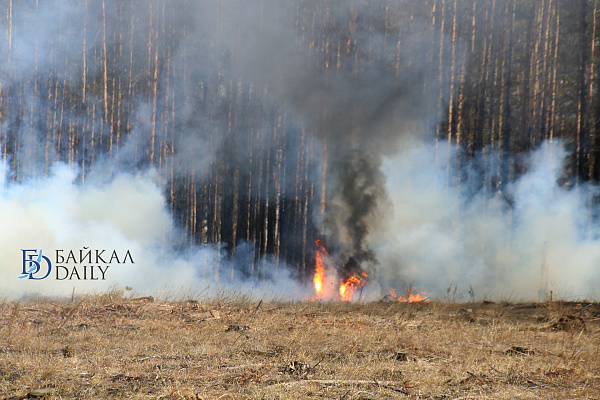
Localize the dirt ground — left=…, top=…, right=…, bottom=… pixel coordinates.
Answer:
left=1, top=293, right=599, bottom=400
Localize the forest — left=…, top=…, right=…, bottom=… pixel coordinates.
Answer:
left=1, top=0, right=599, bottom=280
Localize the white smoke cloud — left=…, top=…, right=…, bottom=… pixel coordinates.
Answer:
left=3, top=139, right=598, bottom=302
left=1, top=1, right=599, bottom=303
left=371, top=141, right=600, bottom=301
left=0, top=161, right=304, bottom=301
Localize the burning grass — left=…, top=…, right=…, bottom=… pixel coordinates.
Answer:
left=1, top=293, right=599, bottom=399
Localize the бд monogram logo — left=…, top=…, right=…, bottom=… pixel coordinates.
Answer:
left=19, top=249, right=52, bottom=280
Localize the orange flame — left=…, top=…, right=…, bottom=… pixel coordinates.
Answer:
left=389, top=287, right=428, bottom=302
left=313, top=240, right=327, bottom=299
left=311, top=240, right=369, bottom=302
left=339, top=272, right=368, bottom=301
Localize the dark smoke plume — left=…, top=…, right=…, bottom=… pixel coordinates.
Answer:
left=5, top=1, right=596, bottom=302
left=229, top=1, right=456, bottom=274
left=0, top=0, right=457, bottom=295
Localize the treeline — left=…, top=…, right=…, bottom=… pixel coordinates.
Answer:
left=437, top=0, right=600, bottom=190
left=0, top=0, right=599, bottom=277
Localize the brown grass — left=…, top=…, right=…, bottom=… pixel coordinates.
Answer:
left=1, top=293, right=599, bottom=400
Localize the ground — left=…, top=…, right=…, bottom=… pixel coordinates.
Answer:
left=1, top=292, right=599, bottom=399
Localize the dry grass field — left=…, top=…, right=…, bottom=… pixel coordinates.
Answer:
left=1, top=291, right=599, bottom=400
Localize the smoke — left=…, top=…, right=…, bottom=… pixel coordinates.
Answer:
left=371, top=141, right=600, bottom=301
left=223, top=0, right=456, bottom=275
left=1, top=0, right=599, bottom=301
left=0, top=161, right=304, bottom=300
left=0, top=0, right=310, bottom=300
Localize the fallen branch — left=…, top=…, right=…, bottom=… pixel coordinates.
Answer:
left=269, top=379, right=407, bottom=387
left=220, top=363, right=265, bottom=370
left=250, top=300, right=263, bottom=314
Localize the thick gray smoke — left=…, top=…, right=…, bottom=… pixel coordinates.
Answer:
left=1, top=0, right=599, bottom=301
left=221, top=1, right=454, bottom=276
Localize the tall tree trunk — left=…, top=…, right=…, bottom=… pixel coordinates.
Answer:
left=589, top=0, right=600, bottom=184
left=548, top=0, right=560, bottom=142
left=576, top=0, right=591, bottom=185
left=500, top=0, right=516, bottom=191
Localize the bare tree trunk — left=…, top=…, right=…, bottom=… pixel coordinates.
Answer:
left=500, top=0, right=515, bottom=191
left=589, top=0, right=599, bottom=184
left=549, top=0, right=560, bottom=143
left=576, top=0, right=591, bottom=186
left=102, top=0, right=109, bottom=154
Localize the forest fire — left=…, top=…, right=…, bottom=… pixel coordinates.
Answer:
left=389, top=287, right=428, bottom=303
left=313, top=240, right=328, bottom=299
left=339, top=272, right=368, bottom=301
left=311, top=242, right=427, bottom=302
left=312, top=240, right=369, bottom=301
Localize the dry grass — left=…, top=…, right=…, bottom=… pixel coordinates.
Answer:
left=1, top=293, right=599, bottom=400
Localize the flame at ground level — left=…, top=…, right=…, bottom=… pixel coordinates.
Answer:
left=312, top=240, right=328, bottom=299
left=311, top=240, right=369, bottom=301
left=389, top=287, right=428, bottom=302
left=311, top=242, right=426, bottom=303
left=339, top=272, right=368, bottom=301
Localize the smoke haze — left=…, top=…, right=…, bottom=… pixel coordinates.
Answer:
left=0, top=0, right=599, bottom=301
left=0, top=162, right=303, bottom=300
left=373, top=141, right=600, bottom=301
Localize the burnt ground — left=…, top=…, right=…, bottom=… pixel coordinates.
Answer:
left=1, top=294, right=599, bottom=399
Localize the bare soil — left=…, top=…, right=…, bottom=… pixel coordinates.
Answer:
left=1, top=294, right=599, bottom=399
